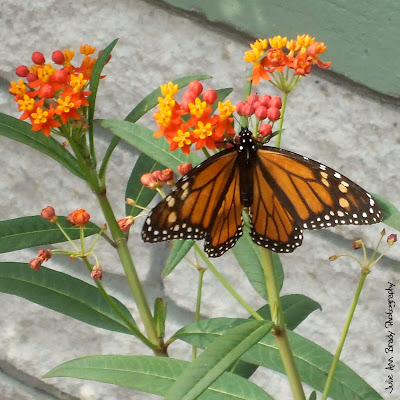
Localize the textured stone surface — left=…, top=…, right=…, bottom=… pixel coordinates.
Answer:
left=0, top=0, right=398, bottom=399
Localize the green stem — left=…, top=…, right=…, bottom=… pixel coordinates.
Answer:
left=275, top=91, right=288, bottom=148
left=260, top=248, right=305, bottom=400
left=192, top=267, right=206, bottom=360
left=194, top=244, right=263, bottom=321
left=96, top=191, right=161, bottom=350
left=322, top=272, right=367, bottom=399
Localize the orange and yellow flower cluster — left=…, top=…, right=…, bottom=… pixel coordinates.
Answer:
left=244, top=35, right=331, bottom=85
left=153, top=81, right=236, bottom=155
left=9, top=45, right=105, bottom=137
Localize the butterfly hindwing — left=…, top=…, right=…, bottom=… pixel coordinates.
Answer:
left=142, top=148, right=244, bottom=256
left=249, top=146, right=382, bottom=252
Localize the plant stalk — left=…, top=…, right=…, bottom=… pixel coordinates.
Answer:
left=260, top=248, right=305, bottom=400
left=322, top=272, right=367, bottom=399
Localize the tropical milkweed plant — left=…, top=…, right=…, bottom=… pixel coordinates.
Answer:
left=0, top=37, right=398, bottom=400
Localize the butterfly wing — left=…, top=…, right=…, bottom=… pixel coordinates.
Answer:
left=250, top=146, right=382, bottom=253
left=142, top=148, right=244, bottom=257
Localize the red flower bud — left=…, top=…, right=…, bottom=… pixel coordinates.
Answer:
left=267, top=107, right=281, bottom=121
left=15, top=65, right=29, bottom=77
left=32, top=51, right=45, bottom=65
left=53, top=68, right=68, bottom=83
left=259, top=94, right=271, bottom=106
left=67, top=209, right=91, bottom=227
left=26, top=72, right=38, bottom=82
left=203, top=89, right=217, bottom=104
left=141, top=173, right=161, bottom=189
left=117, top=216, right=135, bottom=232
left=188, top=80, right=203, bottom=96
left=159, top=168, right=174, bottom=183
left=91, top=265, right=103, bottom=280
left=52, top=50, right=65, bottom=64
left=352, top=239, right=363, bottom=250
left=235, top=101, right=246, bottom=116
left=37, top=249, right=52, bottom=261
left=29, top=257, right=43, bottom=270
left=177, top=162, right=193, bottom=176
left=246, top=93, right=258, bottom=105
left=387, top=234, right=397, bottom=245
left=255, top=105, right=268, bottom=120
left=39, top=83, right=55, bottom=99
left=258, top=123, right=272, bottom=137
left=41, top=206, right=57, bottom=223
left=241, top=103, right=254, bottom=117
left=268, top=96, right=282, bottom=109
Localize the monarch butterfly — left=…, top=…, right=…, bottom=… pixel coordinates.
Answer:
left=142, top=127, right=382, bottom=257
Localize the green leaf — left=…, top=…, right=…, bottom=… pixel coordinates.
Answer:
left=0, top=216, right=100, bottom=254
left=256, top=294, right=321, bottom=331
left=125, top=74, right=211, bottom=123
left=309, top=391, right=317, bottom=400
left=88, top=39, right=118, bottom=134
left=0, top=263, right=135, bottom=334
left=45, top=355, right=274, bottom=399
left=165, top=320, right=272, bottom=400
left=176, top=319, right=383, bottom=400
left=162, top=240, right=195, bottom=278
left=372, top=193, right=400, bottom=231
left=231, top=295, right=321, bottom=378
left=125, top=153, right=164, bottom=216
left=233, top=226, right=284, bottom=300
left=0, top=113, right=83, bottom=179
left=101, top=120, right=203, bottom=171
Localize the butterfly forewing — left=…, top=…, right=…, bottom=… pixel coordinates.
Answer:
left=142, top=148, right=240, bottom=247
left=249, top=146, right=382, bottom=252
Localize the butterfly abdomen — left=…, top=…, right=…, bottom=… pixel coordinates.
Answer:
left=237, top=127, right=257, bottom=207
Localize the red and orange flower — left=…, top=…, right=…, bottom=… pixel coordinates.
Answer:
left=9, top=45, right=105, bottom=137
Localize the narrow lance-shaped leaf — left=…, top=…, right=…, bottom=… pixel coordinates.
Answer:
left=0, top=263, right=135, bottom=335
left=0, top=216, right=100, bottom=254
left=0, top=113, right=83, bottom=179
left=165, top=320, right=272, bottom=400
left=44, top=355, right=275, bottom=400
left=372, top=193, right=400, bottom=231
left=175, top=318, right=383, bottom=400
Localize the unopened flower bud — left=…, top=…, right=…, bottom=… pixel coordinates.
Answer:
left=141, top=173, right=161, bottom=189
left=91, top=265, right=103, bottom=280
left=29, top=257, right=43, bottom=270
left=117, top=216, right=135, bottom=232
left=15, top=65, right=29, bottom=77
left=67, top=209, right=91, bottom=227
left=188, top=80, right=203, bottom=96
left=352, top=239, right=363, bottom=250
left=267, top=107, right=281, bottom=121
left=177, top=162, right=193, bottom=176
left=125, top=198, right=136, bottom=206
left=41, top=206, right=57, bottom=223
left=31, top=51, right=45, bottom=65
left=268, top=96, right=282, bottom=109
left=235, top=101, right=245, bottom=116
left=258, top=123, right=272, bottom=137
left=37, top=249, right=52, bottom=261
left=329, top=255, right=338, bottom=261
left=203, top=89, right=217, bottom=104
left=387, top=234, right=397, bottom=246
left=246, top=93, right=258, bottom=105
left=241, top=103, right=254, bottom=117
left=52, top=50, right=65, bottom=64
left=26, top=72, right=38, bottom=82
left=259, top=94, right=271, bottom=106
left=158, top=168, right=174, bottom=184
left=255, top=105, right=268, bottom=120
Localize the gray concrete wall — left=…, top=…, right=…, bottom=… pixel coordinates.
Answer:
left=0, top=1, right=398, bottom=399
